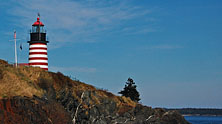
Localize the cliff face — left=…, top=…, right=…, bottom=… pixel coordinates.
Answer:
left=0, top=60, right=190, bottom=124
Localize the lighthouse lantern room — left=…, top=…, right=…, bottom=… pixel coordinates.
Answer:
left=28, top=14, right=49, bottom=70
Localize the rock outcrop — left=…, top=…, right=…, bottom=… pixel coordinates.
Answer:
left=0, top=59, right=190, bottom=124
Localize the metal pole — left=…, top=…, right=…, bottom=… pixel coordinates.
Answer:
left=14, top=31, right=17, bottom=67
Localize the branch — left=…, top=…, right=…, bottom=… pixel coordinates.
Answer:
left=72, top=92, right=85, bottom=124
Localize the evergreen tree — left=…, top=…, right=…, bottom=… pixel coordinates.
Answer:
left=118, top=78, right=140, bottom=102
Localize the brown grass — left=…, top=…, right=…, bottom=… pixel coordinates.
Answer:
left=0, top=59, right=137, bottom=113
left=0, top=62, right=45, bottom=98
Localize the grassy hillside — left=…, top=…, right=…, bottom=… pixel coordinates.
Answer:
left=0, top=59, right=136, bottom=113
left=0, top=59, right=189, bottom=124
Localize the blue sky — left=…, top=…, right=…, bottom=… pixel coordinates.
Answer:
left=1, top=0, right=222, bottom=108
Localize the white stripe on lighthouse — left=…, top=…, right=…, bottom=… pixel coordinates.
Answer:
left=31, top=65, right=48, bottom=69
left=29, top=49, right=47, bottom=53
left=29, top=54, right=48, bottom=58
left=29, top=60, right=48, bottom=63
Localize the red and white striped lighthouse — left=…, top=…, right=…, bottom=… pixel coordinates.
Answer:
left=28, top=15, right=49, bottom=70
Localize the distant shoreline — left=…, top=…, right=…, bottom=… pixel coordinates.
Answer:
left=166, top=108, right=222, bottom=117
left=182, top=114, right=222, bottom=117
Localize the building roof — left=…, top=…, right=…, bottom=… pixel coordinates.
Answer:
left=32, top=17, right=44, bottom=26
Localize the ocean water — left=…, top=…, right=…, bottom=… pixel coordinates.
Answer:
left=184, top=116, right=222, bottom=124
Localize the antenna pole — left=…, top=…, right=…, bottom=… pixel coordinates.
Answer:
left=14, top=30, right=18, bottom=67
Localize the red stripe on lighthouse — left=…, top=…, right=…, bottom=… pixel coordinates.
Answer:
left=29, top=63, right=48, bottom=65
left=29, top=57, right=48, bottom=60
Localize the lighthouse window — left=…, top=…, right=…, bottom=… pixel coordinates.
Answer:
left=32, top=26, right=45, bottom=33
left=40, top=27, right=44, bottom=32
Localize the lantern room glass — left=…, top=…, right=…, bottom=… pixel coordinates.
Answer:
left=32, top=26, right=45, bottom=33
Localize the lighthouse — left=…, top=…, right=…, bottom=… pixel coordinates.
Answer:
left=28, top=15, right=49, bottom=70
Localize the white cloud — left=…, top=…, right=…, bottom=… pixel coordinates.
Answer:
left=7, top=0, right=153, bottom=48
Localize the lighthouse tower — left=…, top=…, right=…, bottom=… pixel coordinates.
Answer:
left=28, top=15, right=49, bottom=70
